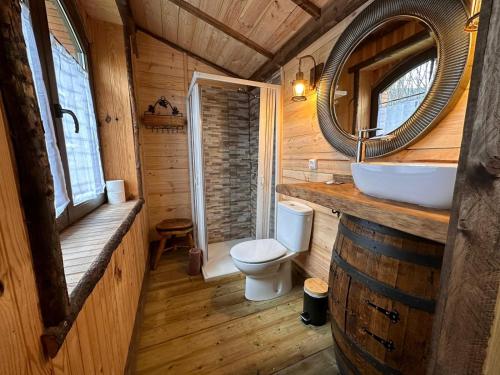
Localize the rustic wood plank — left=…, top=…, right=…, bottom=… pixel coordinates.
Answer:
left=89, top=19, right=140, bottom=199
left=129, top=251, right=333, bottom=374
left=290, top=0, right=321, bottom=20
left=0, top=95, right=52, bottom=375
left=0, top=0, right=70, bottom=328
left=43, top=200, right=144, bottom=356
left=277, top=182, right=450, bottom=243
left=167, top=0, right=273, bottom=59
left=274, top=347, right=339, bottom=374
left=251, top=0, right=370, bottom=81
left=428, top=0, right=500, bottom=373
left=136, top=27, right=241, bottom=78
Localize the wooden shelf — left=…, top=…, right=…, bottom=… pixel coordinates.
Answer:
left=276, top=182, right=450, bottom=243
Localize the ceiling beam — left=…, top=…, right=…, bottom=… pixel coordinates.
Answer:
left=167, top=0, right=274, bottom=59
left=135, top=26, right=242, bottom=79
left=250, top=0, right=369, bottom=81
left=290, top=0, right=321, bottom=20
left=347, top=30, right=433, bottom=73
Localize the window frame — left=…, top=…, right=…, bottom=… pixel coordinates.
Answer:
left=370, top=47, right=438, bottom=131
left=28, top=0, right=106, bottom=231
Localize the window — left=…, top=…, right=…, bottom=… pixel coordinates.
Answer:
left=371, top=49, right=437, bottom=136
left=22, top=0, right=105, bottom=230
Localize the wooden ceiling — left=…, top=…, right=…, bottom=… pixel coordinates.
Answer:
left=128, top=0, right=333, bottom=78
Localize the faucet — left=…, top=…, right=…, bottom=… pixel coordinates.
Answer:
left=355, top=128, right=395, bottom=163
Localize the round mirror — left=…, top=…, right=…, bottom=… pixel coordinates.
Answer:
left=334, top=18, right=437, bottom=137
left=317, top=0, right=470, bottom=158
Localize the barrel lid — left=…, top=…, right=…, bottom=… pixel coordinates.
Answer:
left=304, top=278, right=328, bottom=298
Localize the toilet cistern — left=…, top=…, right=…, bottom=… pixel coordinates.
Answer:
left=229, top=201, right=313, bottom=301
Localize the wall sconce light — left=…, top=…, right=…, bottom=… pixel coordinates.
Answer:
left=292, top=55, right=323, bottom=102
left=465, top=0, right=481, bottom=32
left=465, top=12, right=480, bottom=32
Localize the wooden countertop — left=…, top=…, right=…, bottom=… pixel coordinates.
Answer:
left=276, top=182, right=450, bottom=243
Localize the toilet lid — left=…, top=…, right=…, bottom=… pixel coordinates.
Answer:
left=230, top=239, right=287, bottom=263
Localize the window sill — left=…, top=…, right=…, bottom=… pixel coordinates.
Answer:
left=42, top=198, right=144, bottom=358
left=60, top=199, right=141, bottom=294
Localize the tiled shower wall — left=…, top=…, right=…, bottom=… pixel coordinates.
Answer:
left=202, top=87, right=253, bottom=243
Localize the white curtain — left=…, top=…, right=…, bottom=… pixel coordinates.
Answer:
left=51, top=36, right=105, bottom=205
left=256, top=87, right=277, bottom=239
left=21, top=4, right=70, bottom=217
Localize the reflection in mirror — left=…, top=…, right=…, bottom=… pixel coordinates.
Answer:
left=333, top=18, right=437, bottom=138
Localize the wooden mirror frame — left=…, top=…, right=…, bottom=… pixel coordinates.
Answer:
left=317, top=0, right=471, bottom=158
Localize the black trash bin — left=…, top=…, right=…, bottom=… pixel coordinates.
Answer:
left=300, top=278, right=328, bottom=326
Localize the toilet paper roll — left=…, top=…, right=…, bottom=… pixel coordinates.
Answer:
left=107, top=191, right=126, bottom=205
left=106, top=179, right=125, bottom=193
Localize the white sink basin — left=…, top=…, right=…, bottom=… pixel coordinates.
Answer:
left=351, top=162, right=458, bottom=209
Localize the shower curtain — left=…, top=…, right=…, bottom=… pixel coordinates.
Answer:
left=256, top=87, right=277, bottom=239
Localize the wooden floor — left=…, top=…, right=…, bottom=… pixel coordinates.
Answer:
left=128, top=250, right=338, bottom=374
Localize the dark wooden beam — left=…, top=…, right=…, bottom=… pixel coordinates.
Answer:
left=167, top=0, right=274, bottom=59
left=347, top=30, right=432, bottom=73
left=135, top=25, right=242, bottom=78
left=428, top=0, right=500, bottom=373
left=290, top=0, right=321, bottom=20
left=0, top=0, right=70, bottom=327
left=250, top=0, right=369, bottom=81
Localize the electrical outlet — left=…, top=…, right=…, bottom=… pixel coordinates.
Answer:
left=308, top=159, right=318, bottom=170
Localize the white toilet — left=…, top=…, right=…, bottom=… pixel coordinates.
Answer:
left=230, top=201, right=313, bottom=301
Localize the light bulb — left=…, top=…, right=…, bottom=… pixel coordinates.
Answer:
left=293, top=82, right=306, bottom=96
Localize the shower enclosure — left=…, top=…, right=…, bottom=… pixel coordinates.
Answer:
left=187, top=72, right=281, bottom=280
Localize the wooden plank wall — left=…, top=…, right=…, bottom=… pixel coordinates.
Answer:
left=0, top=93, right=149, bottom=374
left=280, top=0, right=474, bottom=281
left=0, top=9, right=149, bottom=374
left=132, top=31, right=226, bottom=239
left=87, top=18, right=140, bottom=200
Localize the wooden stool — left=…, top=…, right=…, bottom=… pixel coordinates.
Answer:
left=152, top=218, right=194, bottom=270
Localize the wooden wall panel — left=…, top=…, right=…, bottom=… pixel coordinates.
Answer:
left=0, top=97, right=51, bottom=375
left=52, top=210, right=149, bottom=374
left=0, top=8, right=149, bottom=373
left=87, top=18, right=140, bottom=200
left=1, top=92, right=149, bottom=374
left=279, top=0, right=473, bottom=280
left=132, top=31, right=227, bottom=239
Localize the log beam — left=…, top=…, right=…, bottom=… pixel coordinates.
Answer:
left=135, top=25, right=242, bottom=78
left=0, top=0, right=69, bottom=327
left=167, top=0, right=274, bottom=59
left=290, top=0, right=321, bottom=20
left=250, top=0, right=369, bottom=81
left=428, top=0, right=500, bottom=373
left=115, top=0, right=143, bottom=198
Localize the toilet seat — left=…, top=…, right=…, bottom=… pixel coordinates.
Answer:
left=230, top=239, right=287, bottom=264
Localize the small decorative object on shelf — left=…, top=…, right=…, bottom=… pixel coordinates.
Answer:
left=142, top=96, right=186, bottom=133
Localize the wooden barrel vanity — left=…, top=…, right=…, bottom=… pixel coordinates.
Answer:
left=330, top=214, right=444, bottom=374
left=276, top=182, right=450, bottom=375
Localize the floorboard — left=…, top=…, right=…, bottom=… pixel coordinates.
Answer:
left=130, top=250, right=338, bottom=374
